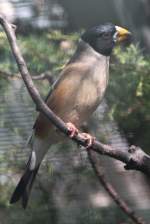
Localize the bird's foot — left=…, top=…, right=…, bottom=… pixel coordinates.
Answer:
left=66, top=122, right=79, bottom=138
left=79, top=132, right=95, bottom=149
left=66, top=123, right=95, bottom=149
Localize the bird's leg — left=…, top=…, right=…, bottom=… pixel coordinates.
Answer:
left=66, top=122, right=79, bottom=138
left=66, top=122, right=95, bottom=148
left=78, top=132, right=95, bottom=149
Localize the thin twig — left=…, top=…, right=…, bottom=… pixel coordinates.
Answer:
left=0, top=69, right=54, bottom=84
left=88, top=150, right=145, bottom=224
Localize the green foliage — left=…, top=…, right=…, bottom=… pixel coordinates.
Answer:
left=0, top=30, right=78, bottom=76
left=19, top=31, right=78, bottom=75
left=107, top=44, right=150, bottom=150
left=0, top=30, right=78, bottom=98
left=47, top=30, right=79, bottom=42
left=0, top=32, right=18, bottom=73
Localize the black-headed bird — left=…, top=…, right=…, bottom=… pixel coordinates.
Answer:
left=10, top=23, right=131, bottom=208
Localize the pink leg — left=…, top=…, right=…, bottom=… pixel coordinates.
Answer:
left=79, top=132, right=95, bottom=149
left=66, top=122, right=79, bottom=138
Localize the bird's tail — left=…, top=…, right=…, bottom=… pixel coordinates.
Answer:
left=10, top=152, right=40, bottom=209
left=10, top=134, right=52, bottom=208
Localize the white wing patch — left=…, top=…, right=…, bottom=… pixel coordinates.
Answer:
left=29, top=151, right=36, bottom=170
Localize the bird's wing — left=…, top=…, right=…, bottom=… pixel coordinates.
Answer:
left=33, top=62, right=89, bottom=138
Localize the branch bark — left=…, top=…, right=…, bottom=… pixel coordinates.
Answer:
left=0, top=15, right=150, bottom=177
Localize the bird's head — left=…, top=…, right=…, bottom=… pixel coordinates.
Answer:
left=81, top=23, right=131, bottom=56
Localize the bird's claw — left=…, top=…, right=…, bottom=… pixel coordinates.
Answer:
left=66, top=122, right=79, bottom=138
left=79, top=132, right=95, bottom=149
left=66, top=123, right=95, bottom=149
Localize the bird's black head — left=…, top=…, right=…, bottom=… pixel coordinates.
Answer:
left=81, top=23, right=131, bottom=56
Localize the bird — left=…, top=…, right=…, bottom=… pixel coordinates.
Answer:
left=10, top=23, right=131, bottom=208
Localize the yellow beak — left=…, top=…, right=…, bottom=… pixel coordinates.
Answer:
left=115, top=25, right=131, bottom=42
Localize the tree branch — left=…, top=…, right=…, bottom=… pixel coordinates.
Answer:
left=88, top=150, right=146, bottom=224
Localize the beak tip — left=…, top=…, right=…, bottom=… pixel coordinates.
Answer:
left=115, top=25, right=132, bottom=43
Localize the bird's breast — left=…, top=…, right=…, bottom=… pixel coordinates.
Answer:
left=75, top=57, right=109, bottom=114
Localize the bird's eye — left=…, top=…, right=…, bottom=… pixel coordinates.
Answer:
left=102, top=32, right=111, bottom=39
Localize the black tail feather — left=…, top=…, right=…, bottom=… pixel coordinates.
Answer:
left=10, top=169, right=32, bottom=204
left=21, top=167, right=39, bottom=209
left=10, top=156, right=39, bottom=208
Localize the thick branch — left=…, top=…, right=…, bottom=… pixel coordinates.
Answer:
left=0, top=15, right=150, bottom=177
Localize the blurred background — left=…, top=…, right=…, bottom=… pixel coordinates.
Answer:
left=0, top=0, right=150, bottom=223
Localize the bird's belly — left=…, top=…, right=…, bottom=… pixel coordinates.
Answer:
left=64, top=79, right=108, bottom=126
